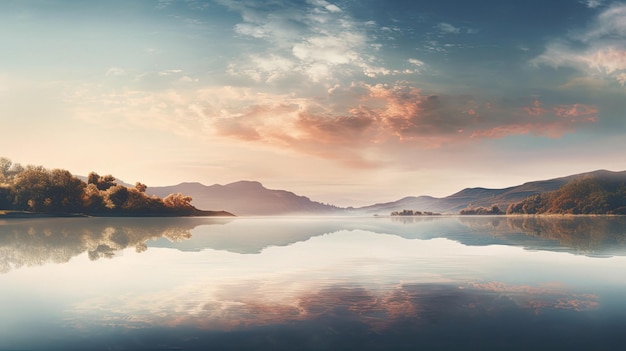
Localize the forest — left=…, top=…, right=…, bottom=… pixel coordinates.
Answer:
left=0, top=157, right=232, bottom=217
left=506, top=175, right=626, bottom=215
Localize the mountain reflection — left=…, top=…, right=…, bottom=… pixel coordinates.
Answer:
left=459, top=216, right=626, bottom=256
left=0, top=217, right=231, bottom=273
left=2, top=216, right=626, bottom=274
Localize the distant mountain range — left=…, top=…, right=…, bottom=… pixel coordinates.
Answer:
left=148, top=170, right=626, bottom=216
left=148, top=181, right=341, bottom=216
left=356, top=170, right=626, bottom=215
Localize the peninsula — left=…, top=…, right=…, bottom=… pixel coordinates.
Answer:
left=0, top=158, right=233, bottom=217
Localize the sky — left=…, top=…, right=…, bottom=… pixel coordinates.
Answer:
left=1, top=0, right=626, bottom=206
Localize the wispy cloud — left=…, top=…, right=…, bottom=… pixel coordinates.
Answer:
left=580, top=0, right=604, bottom=9
left=533, top=3, right=626, bottom=85
left=436, top=22, right=461, bottom=34
left=106, top=67, right=126, bottom=76
left=219, top=0, right=390, bottom=83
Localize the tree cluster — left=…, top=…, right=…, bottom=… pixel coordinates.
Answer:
left=506, top=176, right=626, bottom=215
left=0, top=157, right=219, bottom=216
left=459, top=205, right=503, bottom=215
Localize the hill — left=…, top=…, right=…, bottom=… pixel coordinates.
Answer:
left=148, top=181, right=343, bottom=216
left=507, top=170, right=626, bottom=215
left=355, top=170, right=625, bottom=215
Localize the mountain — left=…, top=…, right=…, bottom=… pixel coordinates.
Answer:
left=147, top=180, right=342, bottom=216
left=356, top=170, right=626, bottom=215
left=146, top=170, right=626, bottom=216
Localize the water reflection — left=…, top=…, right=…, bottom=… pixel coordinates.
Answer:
left=35, top=279, right=623, bottom=350
left=151, top=216, right=626, bottom=257
left=0, top=216, right=626, bottom=273
left=459, top=216, right=626, bottom=256
left=2, top=217, right=626, bottom=350
left=3, top=216, right=626, bottom=274
left=0, top=217, right=231, bottom=273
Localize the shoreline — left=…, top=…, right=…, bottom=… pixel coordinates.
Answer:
left=0, top=210, right=235, bottom=219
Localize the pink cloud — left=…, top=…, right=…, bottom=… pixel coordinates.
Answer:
left=553, top=104, right=599, bottom=121
left=524, top=99, right=549, bottom=116
left=472, top=101, right=598, bottom=139
left=295, top=112, right=376, bottom=144
left=205, top=83, right=598, bottom=166
left=354, top=84, right=597, bottom=143
left=213, top=103, right=298, bottom=141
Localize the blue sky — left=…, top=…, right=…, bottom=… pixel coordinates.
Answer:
left=1, top=0, right=625, bottom=206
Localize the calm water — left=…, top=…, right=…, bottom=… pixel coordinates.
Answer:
left=1, top=216, right=626, bottom=350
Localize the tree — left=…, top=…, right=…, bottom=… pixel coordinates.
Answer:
left=87, top=172, right=100, bottom=185
left=47, top=169, right=85, bottom=212
left=1, top=158, right=212, bottom=216
left=459, top=205, right=503, bottom=215
left=0, top=185, right=12, bottom=209
left=88, top=172, right=117, bottom=191
left=0, top=158, right=11, bottom=178
left=82, top=183, right=106, bottom=212
left=0, top=158, right=23, bottom=184
left=11, top=166, right=50, bottom=211
left=507, top=176, right=626, bottom=215
left=106, top=185, right=129, bottom=209
left=163, top=193, right=193, bottom=209
left=135, top=182, right=147, bottom=193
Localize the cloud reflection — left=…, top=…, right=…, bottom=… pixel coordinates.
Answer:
left=68, top=280, right=598, bottom=334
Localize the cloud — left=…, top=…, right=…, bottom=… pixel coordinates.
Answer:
left=356, top=84, right=597, bottom=143
left=436, top=22, right=461, bottom=34
left=106, top=67, right=126, bottom=76
left=226, top=54, right=296, bottom=83
left=219, top=0, right=389, bottom=83
left=205, top=83, right=597, bottom=161
left=178, top=75, right=199, bottom=83
left=408, top=58, right=424, bottom=67
left=470, top=101, right=598, bottom=139
left=533, top=3, right=626, bottom=85
left=157, top=69, right=183, bottom=76
left=69, top=82, right=598, bottom=168
left=580, top=0, right=604, bottom=9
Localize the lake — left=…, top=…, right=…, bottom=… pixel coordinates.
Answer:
left=1, top=215, right=626, bottom=350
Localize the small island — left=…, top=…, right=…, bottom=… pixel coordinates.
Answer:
left=458, top=205, right=504, bottom=215
left=0, top=158, right=234, bottom=217
left=391, top=210, right=441, bottom=216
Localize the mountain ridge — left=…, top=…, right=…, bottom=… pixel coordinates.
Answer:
left=148, top=180, right=341, bottom=216
left=147, top=169, right=626, bottom=216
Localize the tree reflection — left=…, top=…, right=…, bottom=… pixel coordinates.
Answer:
left=0, top=217, right=231, bottom=273
left=457, top=216, right=626, bottom=256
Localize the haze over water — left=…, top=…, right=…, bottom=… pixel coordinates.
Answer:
left=1, top=216, right=626, bottom=350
